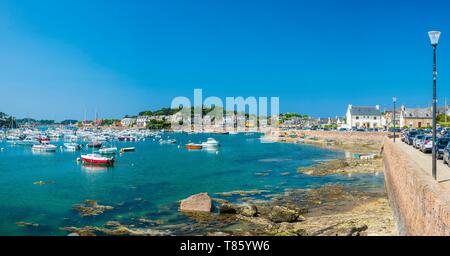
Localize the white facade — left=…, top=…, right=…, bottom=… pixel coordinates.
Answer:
left=120, top=118, right=136, bottom=127
left=345, top=104, right=382, bottom=128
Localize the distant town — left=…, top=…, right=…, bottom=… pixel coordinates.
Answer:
left=2, top=103, right=450, bottom=130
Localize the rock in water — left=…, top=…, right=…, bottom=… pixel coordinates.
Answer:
left=268, top=206, right=302, bottom=223
left=237, top=204, right=258, bottom=217
left=218, top=201, right=237, bottom=214
left=179, top=192, right=212, bottom=213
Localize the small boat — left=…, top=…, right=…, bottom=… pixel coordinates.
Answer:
left=17, top=137, right=39, bottom=146
left=201, top=138, right=220, bottom=148
left=120, top=147, right=135, bottom=153
left=99, top=147, right=118, bottom=154
left=159, top=139, right=177, bottom=144
left=81, top=153, right=114, bottom=165
left=118, top=136, right=137, bottom=142
left=38, top=136, right=50, bottom=143
left=64, top=143, right=81, bottom=151
left=185, top=143, right=203, bottom=150
left=87, top=142, right=102, bottom=148
left=32, top=143, right=57, bottom=152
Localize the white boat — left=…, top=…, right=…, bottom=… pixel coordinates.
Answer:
left=201, top=138, right=220, bottom=148
left=99, top=147, right=118, bottom=154
left=6, top=135, right=19, bottom=141
left=32, top=143, right=57, bottom=152
left=17, top=137, right=39, bottom=146
left=159, top=139, right=177, bottom=144
left=64, top=143, right=81, bottom=151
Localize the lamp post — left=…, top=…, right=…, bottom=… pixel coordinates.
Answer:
left=428, top=31, right=441, bottom=180
left=393, top=97, right=397, bottom=143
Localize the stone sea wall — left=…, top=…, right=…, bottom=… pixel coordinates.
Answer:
left=383, top=139, right=450, bottom=235
left=292, top=130, right=386, bottom=142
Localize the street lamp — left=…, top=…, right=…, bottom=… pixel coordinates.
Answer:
left=393, top=97, right=397, bottom=143
left=428, top=31, right=441, bottom=180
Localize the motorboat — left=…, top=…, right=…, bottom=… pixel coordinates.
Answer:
left=32, top=143, right=57, bottom=152
left=201, top=138, right=220, bottom=148
left=118, top=136, right=137, bottom=142
left=99, top=147, right=118, bottom=154
left=185, top=143, right=203, bottom=150
left=87, top=141, right=102, bottom=148
left=120, top=147, right=135, bottom=153
left=64, top=143, right=81, bottom=151
left=159, top=139, right=177, bottom=144
left=17, top=137, right=39, bottom=146
left=81, top=153, right=114, bottom=166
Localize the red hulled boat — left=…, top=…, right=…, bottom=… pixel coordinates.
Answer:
left=81, top=154, right=115, bottom=166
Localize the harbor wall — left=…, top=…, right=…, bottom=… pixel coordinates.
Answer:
left=383, top=139, right=450, bottom=235
left=287, top=130, right=386, bottom=141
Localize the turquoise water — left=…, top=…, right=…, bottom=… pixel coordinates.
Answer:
left=0, top=132, right=382, bottom=235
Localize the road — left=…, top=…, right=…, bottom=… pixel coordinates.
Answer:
left=393, top=138, right=450, bottom=186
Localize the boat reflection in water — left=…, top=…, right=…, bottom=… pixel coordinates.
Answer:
left=81, top=164, right=110, bottom=173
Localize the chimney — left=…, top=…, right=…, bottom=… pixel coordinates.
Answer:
left=348, top=104, right=352, bottom=110
left=375, top=105, right=380, bottom=110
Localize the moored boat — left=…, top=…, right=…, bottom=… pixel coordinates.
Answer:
left=99, top=147, right=118, bottom=154
left=120, top=147, right=135, bottom=153
left=185, top=143, right=203, bottom=150
left=81, top=153, right=114, bottom=165
left=64, top=143, right=81, bottom=151
left=159, top=139, right=177, bottom=144
left=87, top=142, right=102, bottom=148
left=201, top=138, right=220, bottom=148
left=32, top=143, right=57, bottom=152
left=118, top=136, right=137, bottom=142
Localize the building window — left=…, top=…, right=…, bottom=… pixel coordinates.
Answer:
left=374, top=117, right=377, bottom=120
left=355, top=116, right=359, bottom=120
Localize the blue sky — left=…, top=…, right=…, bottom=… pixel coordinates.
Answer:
left=1, top=0, right=449, bottom=120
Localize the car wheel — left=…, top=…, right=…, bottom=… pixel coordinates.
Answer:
left=444, top=158, right=447, bottom=164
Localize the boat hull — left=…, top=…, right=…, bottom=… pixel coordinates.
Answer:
left=81, top=156, right=114, bottom=166
left=186, top=144, right=203, bottom=150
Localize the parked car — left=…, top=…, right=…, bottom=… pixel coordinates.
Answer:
left=436, top=137, right=450, bottom=159
left=420, top=136, right=433, bottom=153
left=443, top=142, right=450, bottom=165
left=441, top=128, right=450, bottom=136
left=406, top=131, right=418, bottom=145
left=413, top=134, right=425, bottom=149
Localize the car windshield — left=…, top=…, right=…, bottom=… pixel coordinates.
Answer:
left=424, top=136, right=432, bottom=141
left=439, top=139, right=450, bottom=145
left=416, top=135, right=424, bottom=139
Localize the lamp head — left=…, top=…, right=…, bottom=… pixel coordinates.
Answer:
left=428, top=31, right=441, bottom=46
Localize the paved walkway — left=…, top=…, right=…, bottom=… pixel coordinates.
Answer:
left=392, top=138, right=450, bottom=186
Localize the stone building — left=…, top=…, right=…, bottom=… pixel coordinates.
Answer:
left=399, top=106, right=432, bottom=128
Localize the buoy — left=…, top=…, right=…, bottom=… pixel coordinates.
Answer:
left=215, top=151, right=219, bottom=154
left=76, top=157, right=81, bottom=162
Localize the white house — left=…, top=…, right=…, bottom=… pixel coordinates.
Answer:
left=136, top=116, right=150, bottom=128
left=345, top=105, right=382, bottom=128
left=121, top=117, right=136, bottom=127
